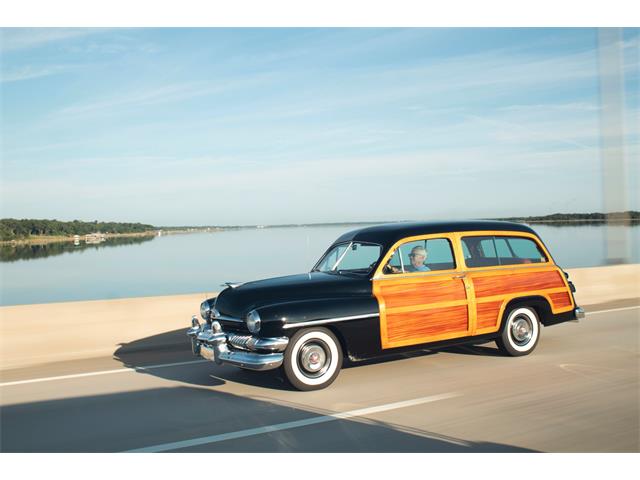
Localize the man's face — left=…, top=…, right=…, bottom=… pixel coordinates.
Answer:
left=410, top=252, right=425, bottom=268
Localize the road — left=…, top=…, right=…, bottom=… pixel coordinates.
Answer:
left=1, top=301, right=638, bottom=452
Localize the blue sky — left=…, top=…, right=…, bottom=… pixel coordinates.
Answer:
left=1, top=28, right=638, bottom=226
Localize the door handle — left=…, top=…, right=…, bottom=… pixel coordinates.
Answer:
left=452, top=274, right=466, bottom=279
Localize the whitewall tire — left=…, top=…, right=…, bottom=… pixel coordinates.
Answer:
left=496, top=306, right=541, bottom=357
left=283, top=328, right=343, bottom=391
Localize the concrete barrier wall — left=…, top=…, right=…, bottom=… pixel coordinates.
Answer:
left=1, top=264, right=638, bottom=371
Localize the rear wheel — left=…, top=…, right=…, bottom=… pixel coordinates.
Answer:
left=283, top=328, right=343, bottom=391
left=496, top=306, right=540, bottom=356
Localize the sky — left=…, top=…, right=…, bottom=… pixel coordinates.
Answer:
left=1, top=28, right=638, bottom=226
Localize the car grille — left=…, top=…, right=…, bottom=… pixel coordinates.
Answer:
left=227, top=334, right=252, bottom=350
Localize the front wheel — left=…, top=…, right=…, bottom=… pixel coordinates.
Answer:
left=496, top=306, right=540, bottom=356
left=283, top=327, right=343, bottom=391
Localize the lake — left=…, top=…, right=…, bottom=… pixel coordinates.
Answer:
left=1, top=224, right=638, bottom=306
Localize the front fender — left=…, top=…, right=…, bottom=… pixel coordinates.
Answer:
left=256, top=296, right=379, bottom=337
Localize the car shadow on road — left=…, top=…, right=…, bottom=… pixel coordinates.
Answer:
left=114, top=329, right=504, bottom=391
left=0, top=385, right=538, bottom=452
left=113, top=328, right=295, bottom=390
left=442, top=343, right=505, bottom=357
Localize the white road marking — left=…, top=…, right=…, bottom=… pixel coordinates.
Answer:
left=585, top=306, right=639, bottom=315
left=125, top=392, right=461, bottom=453
left=0, top=359, right=207, bottom=387
left=1, top=305, right=637, bottom=388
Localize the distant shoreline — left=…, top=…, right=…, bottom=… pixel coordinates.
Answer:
left=0, top=231, right=159, bottom=246
left=2, top=212, right=638, bottom=245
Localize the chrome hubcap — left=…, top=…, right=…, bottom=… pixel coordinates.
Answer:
left=511, top=315, right=533, bottom=345
left=298, top=341, right=330, bottom=378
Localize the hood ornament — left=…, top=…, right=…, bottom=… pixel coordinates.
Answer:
left=221, top=281, right=243, bottom=289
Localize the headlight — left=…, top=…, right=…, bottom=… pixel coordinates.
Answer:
left=200, top=300, right=211, bottom=320
left=246, top=309, right=261, bottom=333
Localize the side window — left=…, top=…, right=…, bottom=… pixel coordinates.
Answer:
left=386, top=249, right=402, bottom=269
left=463, top=235, right=548, bottom=268
left=479, top=238, right=498, bottom=258
left=316, top=244, right=348, bottom=271
left=501, top=237, right=548, bottom=264
left=462, top=236, right=500, bottom=268
left=425, top=238, right=456, bottom=270
left=494, top=237, right=511, bottom=257
left=384, top=237, right=455, bottom=274
left=494, top=237, right=519, bottom=265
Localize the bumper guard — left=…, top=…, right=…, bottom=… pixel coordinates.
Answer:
left=187, top=317, right=288, bottom=371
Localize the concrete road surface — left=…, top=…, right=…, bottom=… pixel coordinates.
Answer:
left=1, top=301, right=638, bottom=452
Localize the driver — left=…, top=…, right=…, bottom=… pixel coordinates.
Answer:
left=406, top=246, right=430, bottom=272
left=388, top=245, right=430, bottom=273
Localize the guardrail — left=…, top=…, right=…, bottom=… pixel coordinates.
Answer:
left=1, top=264, right=638, bottom=371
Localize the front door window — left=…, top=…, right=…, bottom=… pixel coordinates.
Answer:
left=383, top=237, right=456, bottom=274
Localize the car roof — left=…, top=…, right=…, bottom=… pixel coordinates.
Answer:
left=333, top=220, right=537, bottom=250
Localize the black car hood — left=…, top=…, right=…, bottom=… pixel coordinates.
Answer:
left=214, top=271, right=372, bottom=318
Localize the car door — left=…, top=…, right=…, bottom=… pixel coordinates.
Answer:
left=460, top=231, right=575, bottom=335
left=372, top=233, right=473, bottom=349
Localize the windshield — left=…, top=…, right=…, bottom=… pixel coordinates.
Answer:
left=313, top=242, right=382, bottom=275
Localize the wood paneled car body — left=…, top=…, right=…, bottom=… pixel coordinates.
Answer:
left=188, top=221, right=584, bottom=390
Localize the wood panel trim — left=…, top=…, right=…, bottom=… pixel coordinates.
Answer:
left=472, top=270, right=565, bottom=298
left=373, top=231, right=574, bottom=350
left=549, top=291, right=573, bottom=309
left=476, top=300, right=503, bottom=330
left=474, top=287, right=568, bottom=304
left=385, top=299, right=468, bottom=314
left=385, top=305, right=470, bottom=348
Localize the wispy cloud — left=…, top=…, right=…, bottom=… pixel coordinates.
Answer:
left=2, top=28, right=638, bottom=223
left=0, top=28, right=113, bottom=53
left=0, top=64, right=71, bottom=82
left=51, top=73, right=278, bottom=120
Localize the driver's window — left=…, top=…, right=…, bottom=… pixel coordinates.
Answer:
left=386, top=249, right=402, bottom=270
left=384, top=237, right=455, bottom=274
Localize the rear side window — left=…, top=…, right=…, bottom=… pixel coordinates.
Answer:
left=462, top=235, right=548, bottom=268
left=461, top=236, right=500, bottom=268
left=496, top=236, right=548, bottom=264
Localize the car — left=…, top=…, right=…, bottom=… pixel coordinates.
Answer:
left=187, top=220, right=584, bottom=390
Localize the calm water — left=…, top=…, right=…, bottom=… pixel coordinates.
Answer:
left=1, top=224, right=638, bottom=306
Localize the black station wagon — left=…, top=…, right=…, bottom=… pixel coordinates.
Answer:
left=187, top=221, right=583, bottom=390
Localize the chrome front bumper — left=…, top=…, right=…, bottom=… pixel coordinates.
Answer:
left=186, top=317, right=288, bottom=371
left=574, top=306, right=585, bottom=320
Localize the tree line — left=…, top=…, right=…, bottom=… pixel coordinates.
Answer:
left=498, top=211, right=639, bottom=222
left=0, top=219, right=156, bottom=241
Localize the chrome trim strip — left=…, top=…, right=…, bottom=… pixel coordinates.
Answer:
left=282, top=312, right=378, bottom=330
left=214, top=313, right=244, bottom=323
left=199, top=345, right=283, bottom=371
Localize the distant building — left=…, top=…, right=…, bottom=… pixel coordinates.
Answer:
left=85, top=232, right=106, bottom=244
